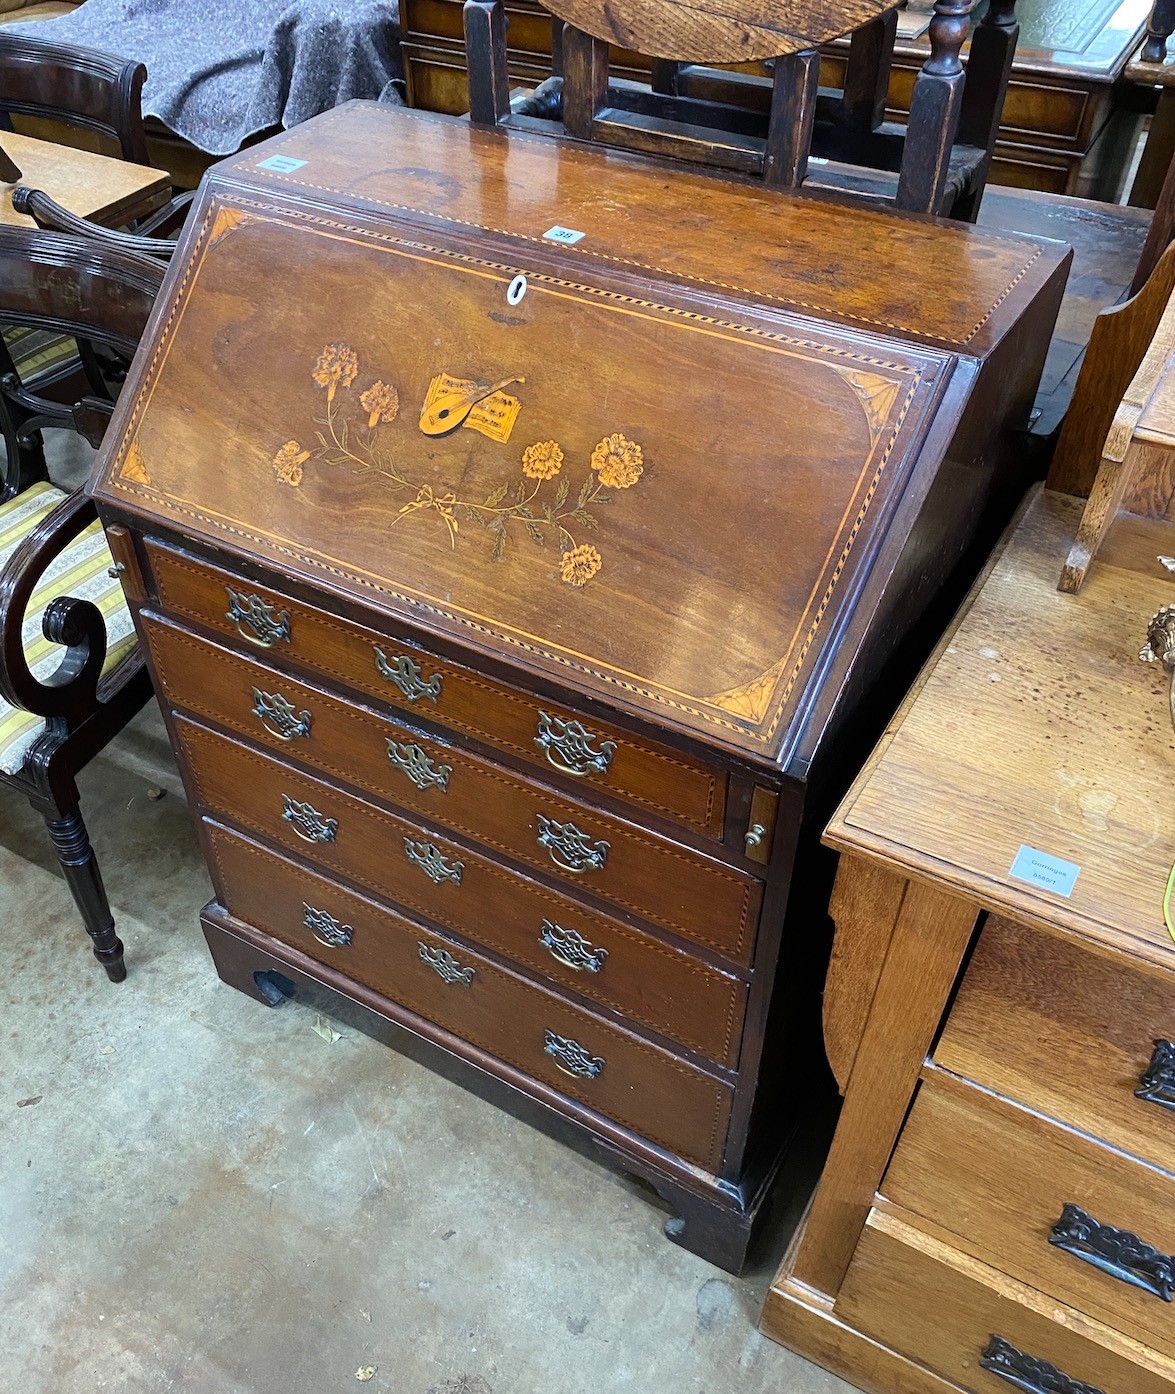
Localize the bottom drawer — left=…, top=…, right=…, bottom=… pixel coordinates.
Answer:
left=204, top=819, right=732, bottom=1172
left=839, top=1208, right=1175, bottom=1394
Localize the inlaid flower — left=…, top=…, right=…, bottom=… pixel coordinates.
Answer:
left=272, top=439, right=310, bottom=486
left=521, top=439, right=564, bottom=481
left=590, top=433, right=643, bottom=490
left=360, top=380, right=399, bottom=428
left=560, top=543, right=602, bottom=587
left=312, top=343, right=359, bottom=402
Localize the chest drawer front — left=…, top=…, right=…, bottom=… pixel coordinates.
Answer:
left=884, top=1073, right=1175, bottom=1360
left=176, top=716, right=747, bottom=1063
left=145, top=614, right=759, bottom=961
left=840, top=1207, right=1175, bottom=1394
left=936, top=915, right=1175, bottom=1178
left=144, top=540, right=727, bottom=839
left=203, top=821, right=731, bottom=1170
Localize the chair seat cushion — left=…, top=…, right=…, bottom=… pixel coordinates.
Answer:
left=0, top=482, right=137, bottom=776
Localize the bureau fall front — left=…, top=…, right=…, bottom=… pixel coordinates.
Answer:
left=90, top=101, right=1068, bottom=1269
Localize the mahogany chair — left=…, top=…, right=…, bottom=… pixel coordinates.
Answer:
left=0, top=226, right=163, bottom=982
left=463, top=0, right=1019, bottom=219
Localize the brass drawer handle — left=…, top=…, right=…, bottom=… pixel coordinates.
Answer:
left=539, top=920, right=607, bottom=974
left=543, top=1029, right=604, bottom=1080
left=536, top=814, right=609, bottom=875
left=535, top=711, right=616, bottom=778
left=252, top=687, right=311, bottom=741
left=1136, top=1039, right=1175, bottom=1111
left=979, top=1336, right=1103, bottom=1394
left=1049, top=1202, right=1175, bottom=1302
left=226, top=585, right=291, bottom=648
left=418, top=942, right=475, bottom=985
left=304, top=902, right=352, bottom=948
left=374, top=646, right=442, bottom=704
left=386, top=738, right=451, bottom=793
left=404, top=836, right=463, bottom=886
left=281, top=794, right=337, bottom=844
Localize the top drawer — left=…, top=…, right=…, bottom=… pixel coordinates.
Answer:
left=145, top=539, right=727, bottom=840
left=936, top=914, right=1175, bottom=1177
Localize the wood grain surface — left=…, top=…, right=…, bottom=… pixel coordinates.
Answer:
left=0, top=131, right=167, bottom=228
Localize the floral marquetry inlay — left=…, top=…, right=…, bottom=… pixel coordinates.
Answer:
left=274, top=343, right=645, bottom=588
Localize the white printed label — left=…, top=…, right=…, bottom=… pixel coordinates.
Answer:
left=257, top=155, right=308, bottom=173
left=1008, top=845, right=1080, bottom=897
left=543, top=225, right=586, bottom=245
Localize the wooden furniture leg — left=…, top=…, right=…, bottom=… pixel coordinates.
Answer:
left=38, top=794, right=126, bottom=982
left=896, top=0, right=970, bottom=213
left=788, top=868, right=980, bottom=1298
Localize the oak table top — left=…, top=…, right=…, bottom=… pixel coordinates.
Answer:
left=826, top=484, right=1175, bottom=976
left=0, top=131, right=169, bottom=229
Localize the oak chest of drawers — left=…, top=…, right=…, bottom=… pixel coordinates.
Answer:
left=763, top=488, right=1175, bottom=1384
left=90, top=101, right=1067, bottom=1269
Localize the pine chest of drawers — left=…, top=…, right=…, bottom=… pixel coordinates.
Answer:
left=90, top=101, right=1068, bottom=1269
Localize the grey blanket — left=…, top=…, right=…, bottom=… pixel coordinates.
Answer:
left=11, top=0, right=404, bottom=155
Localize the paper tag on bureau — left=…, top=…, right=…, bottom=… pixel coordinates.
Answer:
left=1008, top=844, right=1080, bottom=897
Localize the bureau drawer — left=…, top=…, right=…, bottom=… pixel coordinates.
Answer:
left=839, top=1206, right=1175, bottom=1394
left=203, top=821, right=732, bottom=1170
left=144, top=539, right=728, bottom=839
left=146, top=613, right=759, bottom=960
left=885, top=1071, right=1175, bottom=1359
left=936, top=915, right=1175, bottom=1177
left=176, top=716, right=747, bottom=1062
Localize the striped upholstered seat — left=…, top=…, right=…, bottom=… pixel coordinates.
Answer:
left=0, top=482, right=136, bottom=775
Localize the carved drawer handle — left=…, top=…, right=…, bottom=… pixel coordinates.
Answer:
left=281, top=794, right=337, bottom=844
left=386, top=738, right=451, bottom=793
left=226, top=585, right=291, bottom=648
left=539, top=919, right=607, bottom=973
left=418, top=942, right=475, bottom=986
left=1049, top=1203, right=1175, bottom=1301
left=304, top=902, right=352, bottom=948
left=404, top=836, right=463, bottom=886
left=979, top=1335, right=1103, bottom=1394
left=535, top=711, right=616, bottom=778
left=252, top=687, right=311, bottom=741
left=1136, top=1039, right=1175, bottom=1111
left=536, top=814, right=609, bottom=875
left=543, top=1029, right=604, bottom=1080
left=374, top=646, right=442, bottom=704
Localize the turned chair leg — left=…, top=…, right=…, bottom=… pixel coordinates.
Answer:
left=40, top=802, right=126, bottom=982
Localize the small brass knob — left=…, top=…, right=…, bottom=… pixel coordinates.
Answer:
left=745, top=823, right=766, bottom=851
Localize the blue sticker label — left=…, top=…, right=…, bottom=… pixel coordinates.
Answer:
left=543, top=225, right=586, bottom=245
left=1008, top=845, right=1080, bottom=897
left=257, top=155, right=308, bottom=173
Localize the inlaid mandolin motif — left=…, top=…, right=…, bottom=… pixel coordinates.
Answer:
left=271, top=343, right=643, bottom=587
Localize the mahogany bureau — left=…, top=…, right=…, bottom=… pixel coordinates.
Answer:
left=763, top=487, right=1175, bottom=1387
left=90, top=101, right=1067, bottom=1270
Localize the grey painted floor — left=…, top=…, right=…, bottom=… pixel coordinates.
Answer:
left=0, top=706, right=854, bottom=1394
left=1, top=441, right=854, bottom=1394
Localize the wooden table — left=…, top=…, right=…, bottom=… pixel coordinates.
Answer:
left=0, top=130, right=169, bottom=229
left=761, top=485, right=1175, bottom=1390
left=398, top=0, right=1150, bottom=199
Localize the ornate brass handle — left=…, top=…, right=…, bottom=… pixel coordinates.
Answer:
left=252, top=687, right=311, bottom=741
left=374, top=646, right=442, bottom=704
left=386, top=739, right=451, bottom=793
left=1049, top=1202, right=1175, bottom=1301
left=543, top=1029, right=604, bottom=1080
left=1140, top=606, right=1175, bottom=730
left=304, top=902, right=352, bottom=948
left=539, top=920, right=607, bottom=973
left=404, top=836, right=463, bottom=886
left=979, top=1336, right=1103, bottom=1394
left=281, top=794, right=337, bottom=844
left=418, top=942, right=475, bottom=985
left=225, top=585, right=291, bottom=648
left=1136, top=1039, right=1175, bottom=1111
left=536, top=814, right=609, bottom=875
left=534, top=711, right=616, bottom=778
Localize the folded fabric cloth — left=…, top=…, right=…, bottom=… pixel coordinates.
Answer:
left=10, top=0, right=404, bottom=155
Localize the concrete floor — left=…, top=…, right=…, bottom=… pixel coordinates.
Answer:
left=0, top=440, right=854, bottom=1394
